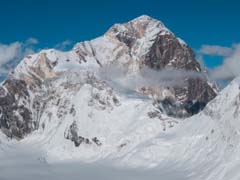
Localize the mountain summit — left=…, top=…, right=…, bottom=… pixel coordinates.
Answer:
left=0, top=15, right=216, bottom=140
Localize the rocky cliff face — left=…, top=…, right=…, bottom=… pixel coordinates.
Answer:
left=0, top=15, right=217, bottom=139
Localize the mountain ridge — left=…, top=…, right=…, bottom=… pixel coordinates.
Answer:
left=0, top=15, right=216, bottom=138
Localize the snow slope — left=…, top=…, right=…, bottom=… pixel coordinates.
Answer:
left=0, top=76, right=240, bottom=180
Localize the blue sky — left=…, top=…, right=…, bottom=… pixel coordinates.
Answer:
left=0, top=0, right=239, bottom=81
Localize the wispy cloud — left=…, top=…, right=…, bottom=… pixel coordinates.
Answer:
left=198, top=43, right=240, bottom=82
left=55, top=40, right=72, bottom=50
left=210, top=44, right=240, bottom=80
left=25, top=37, right=39, bottom=45
left=0, top=39, right=75, bottom=80
left=199, top=45, right=233, bottom=57
left=99, top=64, right=205, bottom=91
left=0, top=42, right=22, bottom=66
left=0, top=38, right=39, bottom=79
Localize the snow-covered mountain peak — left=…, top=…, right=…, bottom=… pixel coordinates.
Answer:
left=106, top=15, right=168, bottom=34
left=105, top=15, right=171, bottom=49
left=131, top=15, right=170, bottom=32
left=0, top=15, right=217, bottom=141
left=132, top=14, right=156, bottom=21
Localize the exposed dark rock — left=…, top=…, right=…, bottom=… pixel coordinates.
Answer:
left=0, top=79, right=34, bottom=139
left=92, top=137, right=102, bottom=146
left=142, top=32, right=216, bottom=115
left=147, top=111, right=159, bottom=118
left=185, top=100, right=206, bottom=115
left=65, top=121, right=101, bottom=147
left=158, top=98, right=186, bottom=118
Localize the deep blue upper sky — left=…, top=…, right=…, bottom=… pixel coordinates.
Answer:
left=0, top=0, right=239, bottom=68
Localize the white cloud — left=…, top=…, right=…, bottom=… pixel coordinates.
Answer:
left=210, top=44, right=240, bottom=80
left=55, top=40, right=72, bottom=50
left=25, top=37, right=39, bottom=45
left=198, top=43, right=240, bottom=82
left=196, top=55, right=206, bottom=69
left=99, top=65, right=205, bottom=91
left=199, top=45, right=233, bottom=56
left=0, top=38, right=38, bottom=78
left=0, top=38, right=74, bottom=80
left=0, top=42, right=22, bottom=66
left=0, top=38, right=75, bottom=80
